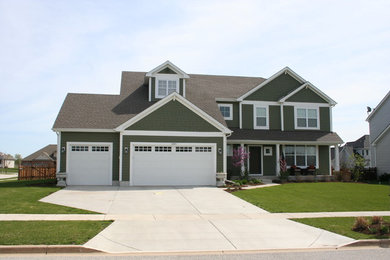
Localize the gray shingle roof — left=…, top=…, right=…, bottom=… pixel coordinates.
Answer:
left=228, top=128, right=343, bottom=144
left=53, top=72, right=265, bottom=129
left=23, top=144, right=57, bottom=161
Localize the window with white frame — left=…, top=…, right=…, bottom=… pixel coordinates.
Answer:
left=295, top=108, right=319, bottom=129
left=226, top=145, right=233, bottom=156
left=218, top=104, right=233, bottom=120
left=284, top=145, right=317, bottom=167
left=254, top=106, right=268, bottom=129
left=156, top=77, right=178, bottom=98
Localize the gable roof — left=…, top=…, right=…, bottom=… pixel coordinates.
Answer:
left=279, top=82, right=337, bottom=105
left=23, top=144, right=57, bottom=161
left=344, top=135, right=369, bottom=149
left=145, top=60, right=189, bottom=78
left=366, top=90, right=390, bottom=121
left=115, top=92, right=231, bottom=134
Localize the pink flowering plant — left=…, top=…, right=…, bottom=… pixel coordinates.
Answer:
left=232, top=146, right=250, bottom=177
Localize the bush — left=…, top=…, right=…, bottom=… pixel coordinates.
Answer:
left=380, top=225, right=390, bottom=235
left=379, top=173, right=390, bottom=183
left=251, top=178, right=261, bottom=184
left=371, top=216, right=383, bottom=225
left=352, top=217, right=369, bottom=232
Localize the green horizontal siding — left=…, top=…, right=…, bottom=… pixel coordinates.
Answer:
left=60, top=132, right=120, bottom=181
left=263, top=145, right=276, bottom=176
left=245, top=73, right=302, bottom=101
left=283, top=106, right=295, bottom=131
left=319, top=145, right=330, bottom=175
left=286, top=88, right=328, bottom=103
left=217, top=102, right=239, bottom=128
left=127, top=100, right=220, bottom=132
left=269, top=106, right=281, bottom=130
left=242, top=104, right=253, bottom=129
left=320, top=107, right=331, bottom=132
left=122, top=136, right=223, bottom=182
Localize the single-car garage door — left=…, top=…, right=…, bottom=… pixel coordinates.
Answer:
left=131, top=143, right=216, bottom=186
left=67, top=142, right=113, bottom=185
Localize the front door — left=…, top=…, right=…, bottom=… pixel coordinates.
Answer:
left=249, top=146, right=262, bottom=175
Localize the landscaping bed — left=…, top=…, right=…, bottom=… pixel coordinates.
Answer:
left=0, top=221, right=112, bottom=245
left=293, top=217, right=390, bottom=240
left=233, top=182, right=390, bottom=213
left=0, top=179, right=98, bottom=214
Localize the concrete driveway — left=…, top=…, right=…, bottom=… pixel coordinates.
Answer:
left=41, top=186, right=354, bottom=253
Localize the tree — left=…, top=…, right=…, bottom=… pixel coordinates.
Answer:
left=232, top=146, right=250, bottom=177
left=14, top=154, right=22, bottom=168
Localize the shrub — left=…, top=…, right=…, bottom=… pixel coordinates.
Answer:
left=371, top=216, right=383, bottom=225
left=380, top=225, right=389, bottom=235
left=251, top=178, right=261, bottom=184
left=352, top=217, right=369, bottom=232
left=379, top=173, right=390, bottom=184
left=279, top=171, right=289, bottom=181
left=241, top=179, right=248, bottom=185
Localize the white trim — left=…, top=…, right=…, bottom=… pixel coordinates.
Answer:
left=183, top=79, right=186, bottom=98
left=372, top=124, right=390, bottom=145
left=218, top=103, right=233, bottom=120
left=241, top=100, right=280, bottom=106
left=129, top=142, right=217, bottom=186
left=253, top=105, right=269, bottom=130
left=228, top=140, right=343, bottom=145
left=56, top=131, right=61, bottom=173
left=328, top=146, right=332, bottom=175
left=237, top=67, right=305, bottom=101
left=145, top=60, right=190, bottom=78
left=334, top=144, right=340, bottom=171
left=115, top=92, right=232, bottom=134
left=148, top=77, right=151, bottom=102
left=294, top=106, right=320, bottom=130
left=247, top=145, right=263, bottom=176
left=66, top=141, right=113, bottom=186
left=279, top=83, right=309, bottom=102
left=216, top=98, right=237, bottom=102
left=223, top=135, right=227, bottom=173
left=276, top=144, right=280, bottom=176
left=330, top=106, right=333, bottom=132
left=122, top=130, right=225, bottom=137
left=316, top=145, right=319, bottom=169
left=280, top=104, right=284, bottom=131
left=239, top=102, right=243, bottom=129
left=284, top=102, right=331, bottom=107
left=119, top=132, right=123, bottom=182
left=366, top=90, right=390, bottom=121
left=52, top=128, right=115, bottom=132
left=155, top=75, right=180, bottom=99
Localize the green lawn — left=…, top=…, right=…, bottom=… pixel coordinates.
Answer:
left=0, top=168, right=18, bottom=174
left=0, top=221, right=112, bottom=245
left=233, top=182, right=390, bottom=212
left=294, top=217, right=390, bottom=239
left=0, top=179, right=98, bottom=214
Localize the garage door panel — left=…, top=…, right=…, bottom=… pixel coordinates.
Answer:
left=131, top=143, right=216, bottom=186
left=67, top=143, right=112, bottom=185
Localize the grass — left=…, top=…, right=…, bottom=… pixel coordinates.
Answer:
left=293, top=217, right=390, bottom=239
left=0, top=179, right=98, bottom=214
left=233, top=182, right=390, bottom=212
left=0, top=168, right=18, bottom=174
left=0, top=221, right=112, bottom=245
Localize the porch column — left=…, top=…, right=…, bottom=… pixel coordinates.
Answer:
left=276, top=144, right=280, bottom=176
left=240, top=143, right=245, bottom=175
left=334, top=144, right=340, bottom=171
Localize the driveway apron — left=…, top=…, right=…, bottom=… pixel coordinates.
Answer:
left=40, top=186, right=354, bottom=253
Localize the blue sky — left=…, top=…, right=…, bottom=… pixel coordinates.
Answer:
left=0, top=0, right=389, bottom=157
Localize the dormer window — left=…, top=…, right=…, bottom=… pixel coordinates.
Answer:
left=155, top=76, right=179, bottom=99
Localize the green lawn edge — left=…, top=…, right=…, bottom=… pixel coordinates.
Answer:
left=0, top=221, right=113, bottom=245
left=293, top=217, right=390, bottom=240
left=233, top=182, right=390, bottom=213
left=0, top=179, right=100, bottom=214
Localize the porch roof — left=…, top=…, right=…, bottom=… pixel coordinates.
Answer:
left=228, top=128, right=343, bottom=144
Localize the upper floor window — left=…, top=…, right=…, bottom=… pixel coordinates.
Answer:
left=254, top=106, right=268, bottom=129
left=156, top=79, right=178, bottom=98
left=295, top=107, right=319, bottom=129
left=218, top=104, right=233, bottom=120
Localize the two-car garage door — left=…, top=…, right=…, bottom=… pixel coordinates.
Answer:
left=131, top=143, right=216, bottom=186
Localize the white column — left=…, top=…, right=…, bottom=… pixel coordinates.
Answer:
left=334, top=144, right=340, bottom=171
left=280, top=104, right=284, bottom=131
left=56, top=132, right=61, bottom=173
left=119, top=132, right=123, bottom=182
left=148, top=77, right=151, bottom=101
left=223, top=135, right=227, bottom=173
left=276, top=144, right=280, bottom=176
left=239, top=102, right=243, bottom=129
left=240, top=143, right=245, bottom=175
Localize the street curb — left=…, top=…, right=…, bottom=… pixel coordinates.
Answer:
left=341, top=239, right=390, bottom=248
left=0, top=245, right=102, bottom=254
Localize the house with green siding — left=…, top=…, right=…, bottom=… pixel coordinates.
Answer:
left=53, top=61, right=342, bottom=186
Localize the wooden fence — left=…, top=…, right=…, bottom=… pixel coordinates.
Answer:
left=18, top=161, right=56, bottom=180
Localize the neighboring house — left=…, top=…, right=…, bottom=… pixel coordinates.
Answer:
left=337, top=135, right=370, bottom=168
left=21, top=144, right=57, bottom=167
left=53, top=61, right=342, bottom=186
left=0, top=153, right=15, bottom=168
left=367, top=91, right=390, bottom=175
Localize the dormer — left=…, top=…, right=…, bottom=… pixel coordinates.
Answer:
left=146, top=61, right=190, bottom=101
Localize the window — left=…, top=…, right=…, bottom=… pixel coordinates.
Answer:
left=134, top=146, right=152, bottom=152
left=92, top=146, right=109, bottom=152
left=254, top=106, right=268, bottom=129
left=195, top=146, right=212, bottom=152
left=264, top=146, right=272, bottom=156
left=156, top=79, right=178, bottom=98
left=218, top=104, right=233, bottom=120
left=155, top=146, right=172, bottom=152
left=176, top=147, right=192, bottom=152
left=284, top=145, right=317, bottom=167
left=226, top=145, right=233, bottom=156
left=296, top=108, right=319, bottom=129
left=71, top=146, right=89, bottom=152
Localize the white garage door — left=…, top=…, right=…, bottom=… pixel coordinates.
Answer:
left=131, top=143, right=216, bottom=186
left=67, top=143, right=112, bottom=185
